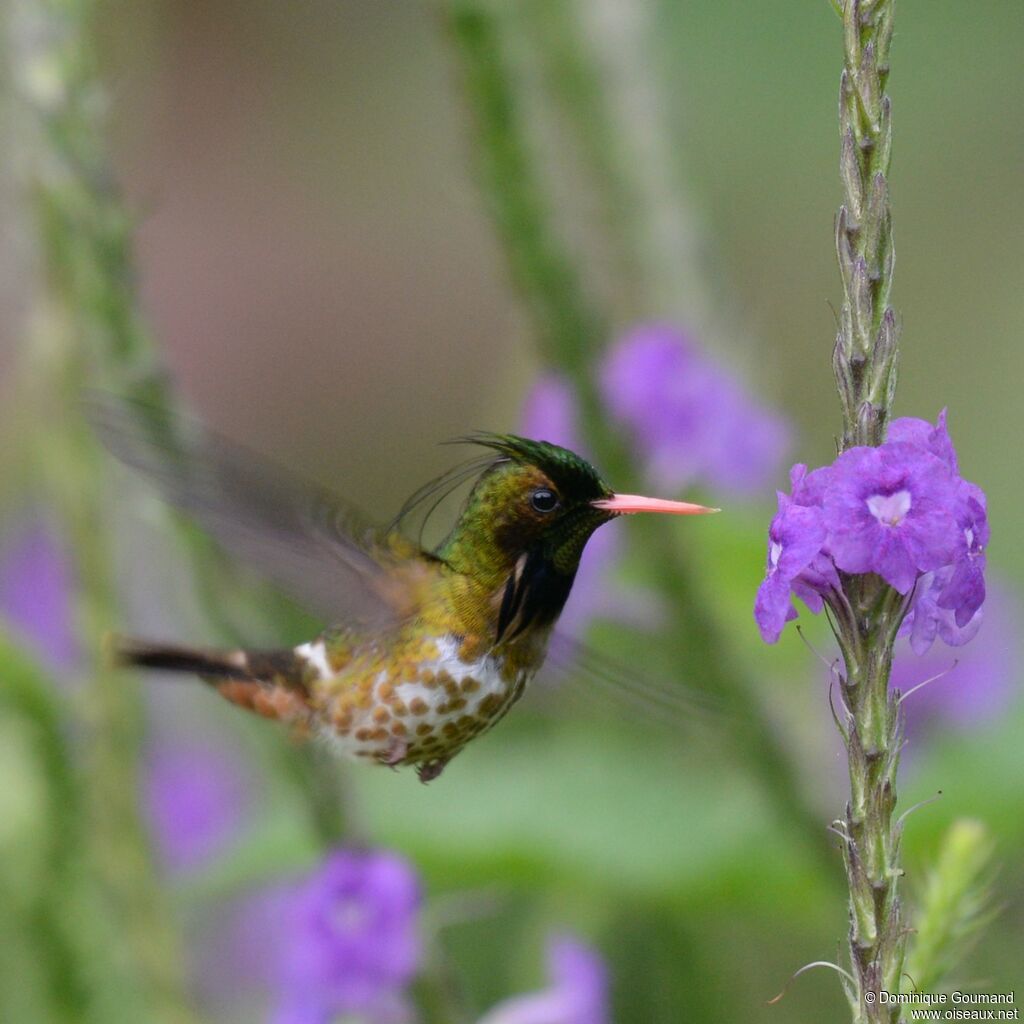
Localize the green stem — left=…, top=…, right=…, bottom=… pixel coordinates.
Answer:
left=61, top=422, right=201, bottom=1024
left=11, top=0, right=359, bottom=875
left=6, top=1, right=242, bottom=1018
left=445, top=0, right=833, bottom=872
left=445, top=1, right=600, bottom=379
left=832, top=0, right=898, bottom=449
left=521, top=0, right=715, bottom=329
left=828, top=4, right=907, bottom=1018
left=0, top=631, right=92, bottom=1022
left=8, top=0, right=201, bottom=1017
left=835, top=612, right=905, bottom=1023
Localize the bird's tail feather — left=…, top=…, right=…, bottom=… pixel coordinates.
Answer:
left=106, top=634, right=308, bottom=691
left=107, top=634, right=312, bottom=726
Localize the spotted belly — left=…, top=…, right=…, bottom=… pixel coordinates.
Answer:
left=297, top=634, right=531, bottom=777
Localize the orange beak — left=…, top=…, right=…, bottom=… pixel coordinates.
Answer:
left=591, top=493, right=720, bottom=515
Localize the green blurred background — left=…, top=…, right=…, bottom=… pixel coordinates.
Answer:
left=0, top=0, right=1021, bottom=1021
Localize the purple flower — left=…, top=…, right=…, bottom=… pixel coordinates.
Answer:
left=893, top=578, right=1019, bottom=734
left=754, top=464, right=842, bottom=642
left=936, top=479, right=988, bottom=626
left=477, top=935, right=609, bottom=1024
left=754, top=413, right=987, bottom=649
left=0, top=516, right=78, bottom=672
left=520, top=374, right=663, bottom=634
left=143, top=738, right=252, bottom=873
left=887, top=410, right=959, bottom=474
left=754, top=494, right=829, bottom=643
left=823, top=443, right=962, bottom=594
left=599, top=323, right=791, bottom=498
left=899, top=564, right=983, bottom=657
left=272, top=849, right=421, bottom=1024
left=521, top=375, right=584, bottom=453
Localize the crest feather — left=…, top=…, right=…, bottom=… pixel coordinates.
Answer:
left=451, top=432, right=611, bottom=501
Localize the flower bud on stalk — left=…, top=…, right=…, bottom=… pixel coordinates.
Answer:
left=834, top=1, right=897, bottom=452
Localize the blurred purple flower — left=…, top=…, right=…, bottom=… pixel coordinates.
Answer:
left=477, top=935, right=609, bottom=1024
left=521, top=376, right=583, bottom=453
left=755, top=413, right=987, bottom=650
left=521, top=374, right=663, bottom=634
left=272, top=848, right=421, bottom=1024
left=144, top=738, right=252, bottom=873
left=599, top=323, right=791, bottom=498
left=0, top=516, right=78, bottom=671
left=892, top=578, right=1018, bottom=735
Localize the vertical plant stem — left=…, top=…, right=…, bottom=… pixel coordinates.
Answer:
left=7, top=1, right=197, bottom=1019
left=10, top=0, right=359, bottom=871
left=828, top=2, right=906, bottom=1020
left=520, top=0, right=714, bottom=330
left=445, top=1, right=601, bottom=380
left=0, top=631, right=91, bottom=1022
left=444, top=0, right=833, bottom=872
left=832, top=0, right=898, bottom=450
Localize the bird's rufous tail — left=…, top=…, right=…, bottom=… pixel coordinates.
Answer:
left=106, top=635, right=312, bottom=725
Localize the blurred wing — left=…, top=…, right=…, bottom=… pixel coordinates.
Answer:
left=526, top=631, right=728, bottom=733
left=87, top=393, right=419, bottom=627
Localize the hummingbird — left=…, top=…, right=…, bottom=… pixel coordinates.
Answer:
left=93, top=397, right=718, bottom=782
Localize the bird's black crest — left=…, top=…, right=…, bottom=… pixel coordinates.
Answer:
left=455, top=433, right=611, bottom=502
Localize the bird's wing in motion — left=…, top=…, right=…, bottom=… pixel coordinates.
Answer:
left=87, top=393, right=424, bottom=627
left=527, top=631, right=728, bottom=734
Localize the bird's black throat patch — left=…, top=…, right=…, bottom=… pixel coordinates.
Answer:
left=496, top=545, right=576, bottom=642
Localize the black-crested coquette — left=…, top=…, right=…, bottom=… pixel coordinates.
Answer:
left=94, top=399, right=718, bottom=781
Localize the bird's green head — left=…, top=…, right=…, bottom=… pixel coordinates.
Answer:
left=437, top=434, right=717, bottom=640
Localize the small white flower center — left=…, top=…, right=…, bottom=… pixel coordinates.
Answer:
left=330, top=897, right=368, bottom=935
left=866, top=489, right=911, bottom=527
left=769, top=540, right=783, bottom=569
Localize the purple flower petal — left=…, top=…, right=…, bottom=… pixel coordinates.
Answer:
left=143, top=738, right=252, bottom=873
left=0, top=516, right=78, bottom=672
left=888, top=409, right=959, bottom=474
left=901, top=566, right=983, bottom=656
left=270, top=997, right=330, bottom=1024
left=893, top=578, right=1018, bottom=732
left=823, top=444, right=961, bottom=593
left=273, top=848, right=422, bottom=1023
left=600, top=323, right=791, bottom=498
left=756, top=413, right=987, bottom=649
left=520, top=375, right=582, bottom=452
left=789, top=463, right=833, bottom=507
left=478, top=935, right=609, bottom=1024
left=754, top=495, right=829, bottom=643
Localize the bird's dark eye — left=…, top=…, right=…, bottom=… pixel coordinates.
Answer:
left=530, top=488, right=559, bottom=513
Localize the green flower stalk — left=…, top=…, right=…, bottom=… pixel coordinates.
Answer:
left=829, top=3, right=906, bottom=1019
left=832, top=0, right=897, bottom=451
left=829, top=2, right=904, bottom=1019
left=755, top=2, right=990, bottom=1019
left=7, top=1, right=197, bottom=1020
left=520, top=0, right=716, bottom=330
